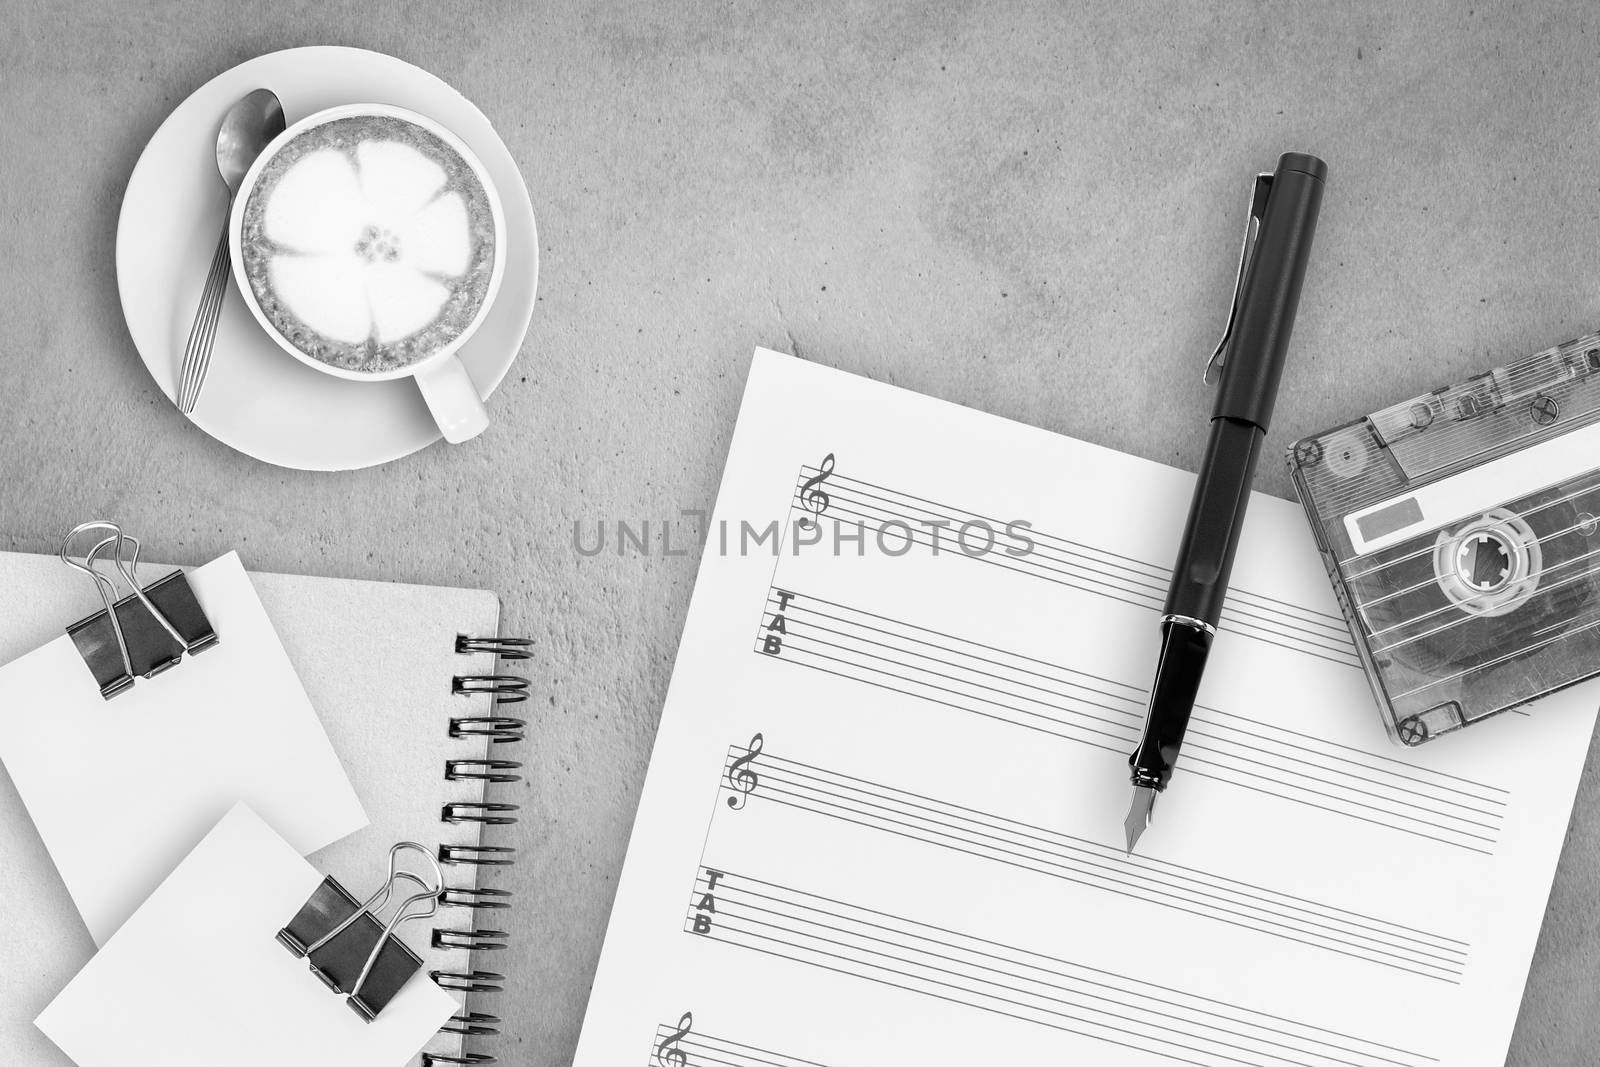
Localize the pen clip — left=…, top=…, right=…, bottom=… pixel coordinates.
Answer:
left=1203, top=172, right=1274, bottom=385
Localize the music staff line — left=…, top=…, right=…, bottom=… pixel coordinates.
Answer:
left=768, top=601, right=1504, bottom=820
left=781, top=463, right=1504, bottom=803
left=767, top=590, right=1505, bottom=808
left=756, top=594, right=1504, bottom=852
left=767, top=639, right=1494, bottom=856
left=810, top=465, right=1350, bottom=633
left=650, top=1021, right=835, bottom=1067
left=687, top=870, right=1435, bottom=1067
left=795, top=480, right=1337, bottom=648
left=790, top=467, right=1356, bottom=667
left=719, top=746, right=1467, bottom=982
left=800, top=476, right=1337, bottom=646
left=809, top=489, right=1353, bottom=668
left=757, top=624, right=1497, bottom=851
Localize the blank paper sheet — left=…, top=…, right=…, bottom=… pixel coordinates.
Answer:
left=36, top=803, right=456, bottom=1067
left=0, top=551, right=366, bottom=944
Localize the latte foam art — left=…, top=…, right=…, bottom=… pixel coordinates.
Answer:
left=239, top=115, right=496, bottom=374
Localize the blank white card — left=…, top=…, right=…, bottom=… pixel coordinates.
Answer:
left=0, top=551, right=366, bottom=944
left=37, top=803, right=456, bottom=1067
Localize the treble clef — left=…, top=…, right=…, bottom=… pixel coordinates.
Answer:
left=798, top=453, right=836, bottom=529
left=725, top=733, right=764, bottom=809
left=655, top=1011, right=693, bottom=1067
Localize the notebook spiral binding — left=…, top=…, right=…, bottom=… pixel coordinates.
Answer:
left=423, top=634, right=531, bottom=1067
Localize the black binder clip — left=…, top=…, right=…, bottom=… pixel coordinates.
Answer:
left=277, top=842, right=443, bottom=1022
left=60, top=522, right=219, bottom=700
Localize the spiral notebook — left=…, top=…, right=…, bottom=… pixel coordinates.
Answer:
left=0, top=549, right=525, bottom=1067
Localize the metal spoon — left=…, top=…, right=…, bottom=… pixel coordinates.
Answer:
left=177, top=88, right=285, bottom=414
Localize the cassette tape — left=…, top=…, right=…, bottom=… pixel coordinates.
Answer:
left=1288, top=330, right=1600, bottom=745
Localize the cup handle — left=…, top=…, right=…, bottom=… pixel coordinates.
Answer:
left=414, top=354, right=490, bottom=444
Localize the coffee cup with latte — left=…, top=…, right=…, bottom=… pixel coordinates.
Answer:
left=230, top=104, right=505, bottom=443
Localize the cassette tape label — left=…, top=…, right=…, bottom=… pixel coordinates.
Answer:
left=1352, top=497, right=1423, bottom=544
left=1343, top=414, right=1600, bottom=554
left=1290, top=329, right=1600, bottom=746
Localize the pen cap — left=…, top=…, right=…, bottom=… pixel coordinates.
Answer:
left=1211, top=152, right=1326, bottom=431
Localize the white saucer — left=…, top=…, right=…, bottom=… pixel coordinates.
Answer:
left=116, top=46, right=539, bottom=470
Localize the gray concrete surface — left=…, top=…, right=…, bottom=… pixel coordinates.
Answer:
left=4, top=1, right=1600, bottom=1063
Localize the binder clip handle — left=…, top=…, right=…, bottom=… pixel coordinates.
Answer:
left=59, top=521, right=219, bottom=700
left=276, top=842, right=443, bottom=1022
left=59, top=523, right=140, bottom=687
left=348, top=869, right=441, bottom=1014
left=299, top=843, right=443, bottom=956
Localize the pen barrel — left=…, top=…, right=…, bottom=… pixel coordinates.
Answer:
left=1212, top=152, right=1325, bottom=431
left=1129, top=619, right=1214, bottom=788
left=1163, top=416, right=1263, bottom=628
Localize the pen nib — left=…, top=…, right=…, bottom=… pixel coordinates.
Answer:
left=1124, top=786, right=1157, bottom=854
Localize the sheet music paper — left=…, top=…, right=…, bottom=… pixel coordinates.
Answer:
left=0, top=551, right=366, bottom=945
left=572, top=349, right=1599, bottom=1067
left=36, top=803, right=457, bottom=1067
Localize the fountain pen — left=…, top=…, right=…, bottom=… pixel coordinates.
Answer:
left=1124, top=152, right=1326, bottom=853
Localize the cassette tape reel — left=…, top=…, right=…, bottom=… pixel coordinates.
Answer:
left=1289, top=330, right=1600, bottom=745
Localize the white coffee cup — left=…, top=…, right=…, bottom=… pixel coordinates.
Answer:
left=229, top=103, right=506, bottom=443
